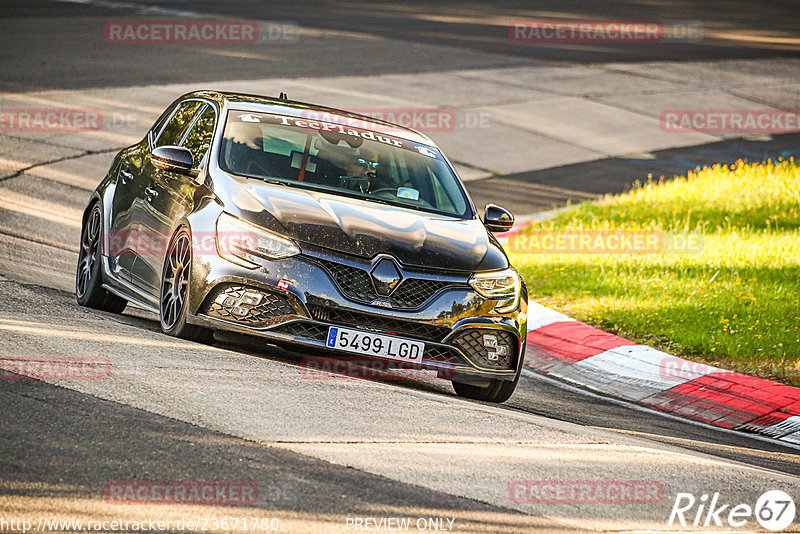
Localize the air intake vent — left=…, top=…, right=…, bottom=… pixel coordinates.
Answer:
left=201, top=284, right=294, bottom=326
left=308, top=305, right=451, bottom=342
left=451, top=329, right=517, bottom=370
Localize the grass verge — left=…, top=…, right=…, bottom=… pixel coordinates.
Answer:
left=510, top=158, right=800, bottom=385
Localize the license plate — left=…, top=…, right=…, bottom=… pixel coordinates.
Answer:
left=325, top=326, right=424, bottom=364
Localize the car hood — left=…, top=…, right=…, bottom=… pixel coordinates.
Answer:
left=228, top=180, right=508, bottom=272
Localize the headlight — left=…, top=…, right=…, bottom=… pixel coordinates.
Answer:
left=469, top=268, right=520, bottom=313
left=216, top=212, right=299, bottom=268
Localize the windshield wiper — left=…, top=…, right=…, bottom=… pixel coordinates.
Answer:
left=261, top=178, right=288, bottom=186
left=239, top=173, right=288, bottom=186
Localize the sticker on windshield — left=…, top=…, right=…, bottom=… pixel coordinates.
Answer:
left=226, top=111, right=446, bottom=156
left=239, top=113, right=262, bottom=123
left=270, top=115, right=404, bottom=149
left=415, top=145, right=438, bottom=158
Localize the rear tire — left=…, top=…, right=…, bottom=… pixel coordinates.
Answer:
left=75, top=202, right=127, bottom=313
left=159, top=227, right=214, bottom=344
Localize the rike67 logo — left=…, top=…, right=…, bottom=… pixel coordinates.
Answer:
left=669, top=490, right=796, bottom=531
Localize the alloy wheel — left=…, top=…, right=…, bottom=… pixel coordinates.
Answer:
left=76, top=206, right=101, bottom=298
left=161, top=231, right=191, bottom=330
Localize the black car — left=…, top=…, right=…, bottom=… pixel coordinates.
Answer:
left=76, top=91, right=528, bottom=403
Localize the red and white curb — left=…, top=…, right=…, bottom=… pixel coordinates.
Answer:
left=523, top=301, right=800, bottom=444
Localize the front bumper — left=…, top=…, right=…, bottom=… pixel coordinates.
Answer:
left=187, top=242, right=527, bottom=381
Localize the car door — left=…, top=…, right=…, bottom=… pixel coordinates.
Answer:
left=108, top=103, right=178, bottom=282
left=134, top=102, right=216, bottom=296
left=127, top=99, right=205, bottom=294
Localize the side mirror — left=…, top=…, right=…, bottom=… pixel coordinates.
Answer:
left=152, top=146, right=194, bottom=176
left=484, top=204, right=514, bottom=233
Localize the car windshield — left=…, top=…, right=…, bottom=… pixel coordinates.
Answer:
left=219, top=110, right=472, bottom=218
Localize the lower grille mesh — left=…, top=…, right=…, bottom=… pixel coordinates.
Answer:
left=308, top=305, right=451, bottom=342
left=451, top=329, right=518, bottom=370
left=274, top=320, right=463, bottom=367
left=201, top=284, right=294, bottom=326
left=277, top=321, right=329, bottom=340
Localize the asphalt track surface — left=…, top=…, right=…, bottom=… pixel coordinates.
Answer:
left=2, top=0, right=799, bottom=92
left=1, top=1, right=800, bottom=532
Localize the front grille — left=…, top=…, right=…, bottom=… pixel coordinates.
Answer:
left=308, top=305, right=451, bottom=342
left=451, top=329, right=518, bottom=370
left=277, top=321, right=329, bottom=341
left=201, top=284, right=295, bottom=326
left=423, top=345, right=461, bottom=365
left=310, top=257, right=468, bottom=310
left=323, top=262, right=374, bottom=302
left=392, top=278, right=458, bottom=308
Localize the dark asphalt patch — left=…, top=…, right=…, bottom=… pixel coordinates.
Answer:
left=466, top=133, right=800, bottom=214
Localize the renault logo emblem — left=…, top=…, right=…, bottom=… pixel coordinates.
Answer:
left=370, top=257, right=402, bottom=296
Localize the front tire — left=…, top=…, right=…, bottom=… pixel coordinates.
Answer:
left=159, top=227, right=214, bottom=344
left=75, top=202, right=127, bottom=313
left=452, top=373, right=520, bottom=403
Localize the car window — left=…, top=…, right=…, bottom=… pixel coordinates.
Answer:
left=180, top=105, right=216, bottom=168
left=155, top=101, right=204, bottom=148
left=148, top=104, right=176, bottom=144
left=219, top=111, right=471, bottom=218
left=430, top=168, right=458, bottom=213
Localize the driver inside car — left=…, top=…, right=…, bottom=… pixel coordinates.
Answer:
left=312, top=137, right=360, bottom=186
left=314, top=139, right=385, bottom=194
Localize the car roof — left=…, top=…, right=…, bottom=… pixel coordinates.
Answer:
left=184, top=90, right=439, bottom=147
